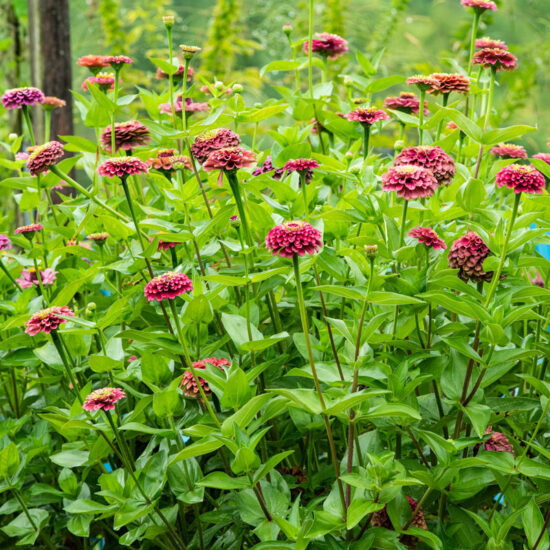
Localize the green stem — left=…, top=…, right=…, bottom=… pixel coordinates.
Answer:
left=181, top=59, right=190, bottom=133
left=44, top=110, right=51, bottom=142
left=418, top=89, right=425, bottom=144
left=22, top=106, right=36, bottom=146
left=308, top=0, right=314, bottom=100
left=435, top=94, right=449, bottom=141
left=111, top=69, right=120, bottom=156
left=301, top=172, right=308, bottom=220
left=120, top=176, right=147, bottom=253
left=32, top=258, right=48, bottom=305
left=226, top=171, right=253, bottom=247
left=362, top=124, right=370, bottom=160
left=467, top=11, right=481, bottom=76
left=166, top=26, right=177, bottom=128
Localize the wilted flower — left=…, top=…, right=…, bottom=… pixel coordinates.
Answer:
left=181, top=357, right=230, bottom=397
left=472, top=48, right=518, bottom=71
left=475, top=427, right=515, bottom=456
left=156, top=65, right=194, bottom=81
left=394, top=146, right=456, bottom=186
left=384, top=92, right=429, bottom=115
left=381, top=166, right=438, bottom=200
left=144, top=271, right=193, bottom=302
left=83, top=387, right=126, bottom=411
left=14, top=223, right=43, bottom=238
left=27, top=141, right=64, bottom=176
left=448, top=231, right=493, bottom=283
left=98, top=157, right=149, bottom=179
left=476, top=37, right=508, bottom=50
left=252, top=156, right=285, bottom=180
left=409, top=227, right=447, bottom=250
left=265, top=221, right=323, bottom=258
left=103, top=55, right=133, bottom=69
left=346, top=107, right=390, bottom=126
left=77, top=55, right=109, bottom=74
left=490, top=143, right=527, bottom=159
left=303, top=33, right=349, bottom=60
left=41, top=96, right=66, bottom=111
left=16, top=267, right=57, bottom=289
left=179, top=44, right=201, bottom=59
left=191, top=128, right=241, bottom=163
left=2, top=87, right=45, bottom=109
left=406, top=75, right=439, bottom=91
left=428, top=73, right=470, bottom=95
left=371, top=496, right=427, bottom=545
left=100, top=120, right=151, bottom=153
left=495, top=164, right=545, bottom=195
left=0, top=234, right=11, bottom=251
left=202, top=147, right=256, bottom=172
left=461, top=0, right=497, bottom=12
left=25, top=305, right=74, bottom=336
left=533, top=153, right=550, bottom=166
left=82, top=73, right=117, bottom=92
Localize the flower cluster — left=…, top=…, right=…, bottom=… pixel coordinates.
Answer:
left=384, top=92, right=428, bottom=115
left=428, top=73, right=470, bottom=95
left=98, top=157, right=149, bottom=179
left=26, top=141, right=64, bottom=176
left=409, top=227, right=447, bottom=249
left=346, top=107, right=390, bottom=126
left=191, top=128, right=241, bottom=163
left=394, top=146, right=456, bottom=186
left=81, top=73, right=117, bottom=92
left=147, top=149, right=192, bottom=175
left=472, top=48, right=518, bottom=71
left=448, top=232, right=493, bottom=283
left=490, top=143, right=527, bottom=159
left=202, top=147, right=256, bottom=172
left=2, top=87, right=45, bottom=109
left=17, top=267, right=57, bottom=289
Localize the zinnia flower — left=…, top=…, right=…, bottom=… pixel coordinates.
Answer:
left=0, top=234, right=12, bottom=251
left=100, top=120, right=151, bottom=153
left=472, top=48, right=518, bottom=72
left=104, top=55, right=133, bottom=69
left=25, top=306, right=74, bottom=336
left=41, top=96, right=66, bottom=110
left=533, top=153, right=550, bottom=166
left=428, top=73, right=470, bottom=95
left=179, top=45, right=201, bottom=59
left=409, top=227, right=447, bottom=250
left=394, top=146, right=456, bottom=186
left=252, top=156, right=285, bottom=180
left=384, top=92, right=429, bottom=115
left=483, top=428, right=514, bottom=455
left=303, top=33, right=349, bottom=60
left=461, top=0, right=497, bottom=12
left=82, top=73, right=117, bottom=92
left=191, top=128, right=241, bottom=163
left=448, top=231, right=493, bottom=283
left=157, top=240, right=178, bottom=251
left=156, top=65, right=194, bottom=81
left=284, top=159, right=320, bottom=175
left=495, top=164, right=545, bottom=195
left=14, top=223, right=43, bottom=238
left=77, top=55, right=109, bottom=73
left=181, top=357, right=230, bottom=397
left=98, top=157, right=149, bottom=179
left=159, top=96, right=209, bottom=115
left=490, top=143, right=527, bottom=159
left=265, top=221, right=323, bottom=258
left=147, top=149, right=192, bottom=175
left=476, top=37, right=507, bottom=50
left=2, top=87, right=45, bottom=109
left=202, top=147, right=256, bottom=172
left=88, top=232, right=109, bottom=243
left=381, top=166, right=438, bottom=200
left=16, top=267, right=57, bottom=289
left=27, top=141, right=64, bottom=176
left=144, top=271, right=193, bottom=302
left=406, top=75, right=439, bottom=91
left=83, top=387, right=126, bottom=411
left=346, top=107, right=390, bottom=126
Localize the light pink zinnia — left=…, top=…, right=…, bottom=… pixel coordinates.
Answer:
left=381, top=166, right=438, bottom=200
left=448, top=231, right=493, bottom=283
left=461, top=0, right=497, bottom=12
left=14, top=223, right=43, bottom=237
left=303, top=33, right=348, bottom=60
left=77, top=55, right=109, bottom=73
left=144, top=271, right=193, bottom=302
left=41, top=96, right=66, bottom=110
left=100, top=120, right=151, bottom=153
left=533, top=153, right=550, bottom=166
left=409, top=227, right=447, bottom=250
left=83, top=387, right=126, bottom=411
left=25, top=306, right=74, bottom=336
left=495, top=164, right=545, bottom=195
left=191, top=128, right=241, bottom=163
left=384, top=92, right=429, bottom=115
left=394, top=145, right=456, bottom=186
left=82, top=73, right=117, bottom=92
left=265, top=221, right=323, bottom=258
left=104, top=55, right=133, bottom=69
left=0, top=234, right=11, bottom=251
left=428, top=73, right=470, bottom=95
left=406, top=75, right=439, bottom=91
left=98, top=157, right=149, bottom=179
left=472, top=48, right=518, bottom=72
left=2, top=87, right=45, bottom=109
left=490, top=143, right=527, bottom=159
left=147, top=149, right=192, bottom=175
left=27, top=141, right=64, bottom=176
left=202, top=147, right=256, bottom=172
left=16, top=267, right=57, bottom=289
left=181, top=357, right=230, bottom=397
left=346, top=107, right=390, bottom=126
left=476, top=37, right=508, bottom=50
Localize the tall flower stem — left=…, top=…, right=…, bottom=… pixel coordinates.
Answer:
left=362, top=125, right=370, bottom=160
left=467, top=11, right=481, bottom=75
left=120, top=176, right=148, bottom=255
left=418, top=89, right=426, bottom=144
left=301, top=172, right=309, bottom=219
left=307, top=0, right=314, bottom=100
left=166, top=26, right=177, bottom=128
left=292, top=254, right=347, bottom=521
left=181, top=59, right=191, bottom=132
left=111, top=69, right=121, bottom=156
left=44, top=110, right=51, bottom=142
left=50, top=331, right=81, bottom=401
left=226, top=171, right=253, bottom=247
left=285, top=32, right=301, bottom=92
left=21, top=106, right=36, bottom=146
left=473, top=68, right=496, bottom=179
left=32, top=258, right=48, bottom=305
left=435, top=94, right=449, bottom=141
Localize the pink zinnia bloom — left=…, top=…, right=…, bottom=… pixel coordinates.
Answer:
left=191, top=128, right=241, bottom=163
left=394, top=145, right=456, bottom=186
left=16, top=152, right=29, bottom=161
left=16, top=267, right=57, bottom=289
left=371, top=496, right=428, bottom=542
left=159, top=97, right=210, bottom=115
left=461, top=0, right=497, bottom=12
left=25, top=305, right=74, bottom=336
left=181, top=357, right=230, bottom=397
left=428, top=73, right=470, bottom=95
left=406, top=75, right=439, bottom=91
left=147, top=149, right=192, bottom=175
left=346, top=107, right=390, bottom=126
left=144, top=271, right=193, bottom=302
left=284, top=158, right=320, bottom=176
left=156, top=65, right=194, bottom=81
left=77, top=55, right=109, bottom=73
left=303, top=33, right=348, bottom=60
left=409, top=227, right=447, bottom=250
left=381, top=166, right=438, bottom=200
left=495, top=164, right=545, bottom=195
left=41, top=96, right=66, bottom=110
left=202, top=147, right=256, bottom=172
left=100, top=120, right=151, bottom=153
left=472, top=48, right=518, bottom=72
left=0, top=234, right=11, bottom=251
left=87, top=232, right=109, bottom=242
left=2, top=87, right=45, bottom=109
left=490, top=143, right=527, bottom=159
left=533, top=153, right=550, bottom=166
left=448, top=231, right=493, bottom=283
left=157, top=240, right=177, bottom=251
left=265, top=221, right=323, bottom=258
left=384, top=92, right=429, bottom=115
left=14, top=223, right=43, bottom=237
left=98, top=157, right=149, bottom=179
left=481, top=427, right=514, bottom=456
left=26, top=141, right=64, bottom=176
left=104, top=55, right=133, bottom=69
left=83, top=387, right=126, bottom=411
left=82, top=73, right=117, bottom=92
left=476, top=37, right=508, bottom=50
left=128, top=355, right=138, bottom=363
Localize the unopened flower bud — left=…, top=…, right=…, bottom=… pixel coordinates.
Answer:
left=163, top=15, right=174, bottom=28
left=87, top=302, right=96, bottom=311
left=232, top=83, right=243, bottom=93
left=8, top=133, right=18, bottom=143
left=343, top=76, right=354, bottom=87
left=364, top=245, right=378, bottom=258
left=230, top=215, right=240, bottom=228
left=344, top=151, right=354, bottom=161
left=179, top=44, right=201, bottom=60
left=349, top=165, right=361, bottom=175
left=214, top=80, right=225, bottom=91
left=394, top=139, right=405, bottom=152
left=283, top=24, right=292, bottom=36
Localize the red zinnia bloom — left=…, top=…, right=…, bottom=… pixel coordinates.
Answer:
left=394, top=146, right=456, bottom=186
left=406, top=75, right=439, bottom=91
left=104, top=55, right=133, bottom=69
left=98, top=157, right=149, bottom=179
left=533, top=153, right=550, bottom=166
left=2, top=87, right=45, bottom=109
left=284, top=159, right=320, bottom=173
left=428, top=73, right=470, bottom=95
left=461, top=0, right=497, bottom=12
left=181, top=357, right=230, bottom=397
left=448, top=231, right=493, bottom=283
left=25, top=306, right=74, bottom=336
left=265, top=221, right=323, bottom=258
left=472, top=48, right=518, bottom=72
left=476, top=37, right=507, bottom=50
left=0, top=234, right=11, bottom=251
left=41, top=96, right=66, bottom=110
left=303, top=32, right=348, bottom=60
left=371, top=496, right=427, bottom=545
left=252, top=156, right=285, bottom=180
left=381, top=166, right=438, bottom=200
left=490, top=143, right=527, bottom=159
left=82, top=73, right=117, bottom=92
left=384, top=92, right=429, bottom=115
left=16, top=267, right=57, bottom=289
left=144, top=271, right=193, bottom=302
left=495, top=164, right=545, bottom=195
left=156, top=65, right=194, bottom=81
left=26, top=141, right=64, bottom=176
left=202, top=147, right=256, bottom=172
left=191, top=128, right=241, bottom=163
left=346, top=107, right=390, bottom=126
left=100, top=120, right=151, bottom=153
left=158, top=240, right=177, bottom=251
left=77, top=55, right=109, bottom=73
left=409, top=227, right=447, bottom=250
left=14, top=223, right=43, bottom=237
left=83, top=387, right=126, bottom=411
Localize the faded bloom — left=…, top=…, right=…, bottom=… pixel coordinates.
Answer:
left=156, top=65, right=194, bottom=81
left=202, top=147, right=256, bottom=172
left=472, top=48, right=518, bottom=72
left=25, top=306, right=74, bottom=336
left=77, top=55, right=109, bottom=74
left=409, top=227, right=447, bottom=250
left=384, top=92, right=429, bottom=115
left=394, top=146, right=456, bottom=186
left=2, top=87, right=45, bottom=109
left=448, top=231, right=493, bottom=283
left=252, top=156, right=285, bottom=180
left=14, top=223, right=43, bottom=238
left=41, top=96, right=66, bottom=111
left=265, top=221, right=323, bottom=258
left=181, top=357, right=230, bottom=397
left=0, top=234, right=12, bottom=251
left=27, top=141, right=64, bottom=176
left=461, top=0, right=497, bottom=12
left=371, top=496, right=427, bottom=545
left=16, top=267, right=57, bottom=289
left=495, top=164, right=545, bottom=195
left=490, top=143, right=527, bottom=159
left=346, top=107, right=390, bottom=126
left=100, top=120, right=151, bottom=153
left=98, top=157, right=149, bottom=179
left=179, top=44, right=201, bottom=59
left=406, top=75, right=439, bottom=91
left=191, top=128, right=241, bottom=163
left=428, top=73, right=470, bottom=95
left=303, top=33, right=349, bottom=60
left=104, top=55, right=133, bottom=69
left=381, top=166, right=438, bottom=200
left=88, top=232, right=109, bottom=243
left=144, top=271, right=193, bottom=302
left=476, top=37, right=508, bottom=50
left=83, top=387, right=126, bottom=411
left=147, top=149, right=192, bottom=175
left=533, top=153, right=550, bottom=166
left=82, top=73, right=117, bottom=92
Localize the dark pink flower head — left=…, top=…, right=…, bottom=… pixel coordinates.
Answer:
left=77, top=55, right=109, bottom=74
left=144, top=271, right=193, bottom=302
left=2, top=87, right=45, bottom=109
left=202, top=147, right=256, bottom=172
left=530, top=272, right=545, bottom=288
left=191, top=128, right=241, bottom=163
left=27, top=141, right=64, bottom=176
left=371, top=495, right=428, bottom=539
left=17, top=267, right=57, bottom=289
left=381, top=166, right=438, bottom=200
left=14, top=223, right=43, bottom=238
left=82, top=73, right=117, bottom=92
left=476, top=37, right=508, bottom=50
left=384, top=92, right=429, bottom=115
left=346, top=107, right=390, bottom=126
left=100, top=120, right=151, bottom=153
left=0, top=234, right=11, bottom=251
left=406, top=75, right=439, bottom=92
left=472, top=48, right=518, bottom=72
left=495, top=164, right=545, bottom=195
left=83, top=387, right=126, bottom=411
left=533, top=153, right=550, bottom=166
left=303, top=33, right=348, bottom=60
left=98, top=157, right=149, bottom=179
left=25, top=305, right=74, bottom=336
left=252, top=156, right=285, bottom=180
left=484, top=427, right=514, bottom=455
left=159, top=96, right=209, bottom=115
left=490, top=143, right=527, bottom=159
left=284, top=159, right=320, bottom=174
left=41, top=96, right=66, bottom=111
left=156, top=239, right=177, bottom=251
left=428, top=73, right=470, bottom=95
left=409, top=227, right=447, bottom=250
left=394, top=145, right=456, bottom=186
left=265, top=221, right=323, bottom=258
left=181, top=357, right=231, bottom=397
left=104, top=55, right=133, bottom=69
left=448, top=231, right=493, bottom=283
left=461, top=0, right=497, bottom=12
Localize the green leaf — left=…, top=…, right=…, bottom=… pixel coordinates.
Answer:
left=366, top=403, right=421, bottom=421
left=64, top=499, right=115, bottom=515
left=365, top=75, right=406, bottom=93
left=0, top=442, right=20, bottom=478
left=356, top=51, right=376, bottom=76
left=89, top=354, right=122, bottom=373
left=221, top=367, right=251, bottom=409
left=260, top=60, right=301, bottom=77
left=240, top=104, right=289, bottom=123
left=463, top=403, right=491, bottom=437
left=153, top=390, right=180, bottom=418
left=197, top=472, right=250, bottom=490
left=149, top=57, right=179, bottom=75
left=369, top=291, right=424, bottom=305
left=523, top=498, right=549, bottom=550
left=50, top=450, right=89, bottom=468
left=481, top=125, right=537, bottom=145
left=170, top=438, right=224, bottom=464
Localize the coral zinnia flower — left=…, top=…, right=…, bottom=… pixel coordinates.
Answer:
left=406, top=75, right=439, bottom=91
left=476, top=37, right=508, bottom=50
left=409, top=227, right=447, bottom=250
left=156, top=65, right=194, bottom=81
left=77, top=55, right=109, bottom=73
left=428, top=73, right=470, bottom=95
left=303, top=33, right=348, bottom=60
left=202, top=147, right=256, bottom=172
left=346, top=107, right=390, bottom=126
left=100, top=120, right=151, bottom=153
left=147, top=149, right=192, bottom=175
left=384, top=92, right=429, bottom=115
left=381, top=166, right=438, bottom=200
left=448, top=231, right=492, bottom=283
left=82, top=73, right=117, bottom=92
left=41, top=96, right=66, bottom=110
left=2, top=87, right=45, bottom=109
left=98, top=157, right=149, bottom=179
left=495, top=164, right=545, bottom=195
left=265, top=221, right=323, bottom=258
left=87, top=232, right=109, bottom=243
left=16, top=267, right=57, bottom=289
left=472, top=48, right=518, bottom=71
left=490, top=143, right=527, bottom=159
left=394, top=146, right=456, bottom=186
left=14, top=223, right=43, bottom=237
left=83, top=387, right=126, bottom=411
left=0, top=234, right=12, bottom=251
left=252, top=156, right=285, bottom=180
left=104, top=55, right=133, bottom=69
left=533, top=153, right=550, bottom=166
left=181, top=357, right=230, bottom=397
left=461, top=0, right=497, bottom=12
left=25, top=305, right=74, bottom=336
left=191, top=128, right=241, bottom=163
left=144, top=271, right=193, bottom=302
left=27, top=141, right=64, bottom=176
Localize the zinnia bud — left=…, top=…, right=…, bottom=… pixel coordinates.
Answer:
left=364, top=245, right=378, bottom=258
left=163, top=15, right=175, bottom=28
